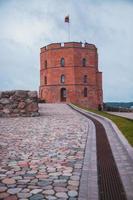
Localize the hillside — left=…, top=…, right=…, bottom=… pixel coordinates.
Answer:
left=105, top=102, right=133, bottom=108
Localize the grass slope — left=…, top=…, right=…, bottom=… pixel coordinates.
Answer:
left=75, top=105, right=133, bottom=146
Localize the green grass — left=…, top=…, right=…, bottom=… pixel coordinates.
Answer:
left=74, top=104, right=133, bottom=146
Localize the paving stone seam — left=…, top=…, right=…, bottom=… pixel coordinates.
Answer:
left=81, top=108, right=133, bottom=162
left=70, top=104, right=133, bottom=200
left=80, top=120, right=98, bottom=200
left=79, top=107, right=133, bottom=161
left=68, top=105, right=99, bottom=200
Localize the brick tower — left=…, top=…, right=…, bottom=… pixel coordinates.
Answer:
left=39, top=42, right=103, bottom=109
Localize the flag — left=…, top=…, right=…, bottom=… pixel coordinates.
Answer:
left=65, top=15, right=69, bottom=23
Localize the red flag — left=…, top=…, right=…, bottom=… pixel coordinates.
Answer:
left=65, top=15, right=69, bottom=23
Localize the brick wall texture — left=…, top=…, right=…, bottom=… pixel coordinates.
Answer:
left=39, top=42, right=103, bottom=109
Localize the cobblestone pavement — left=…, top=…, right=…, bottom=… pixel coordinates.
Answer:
left=0, top=104, right=89, bottom=200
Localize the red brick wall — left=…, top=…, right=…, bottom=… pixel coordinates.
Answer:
left=39, top=42, right=103, bottom=109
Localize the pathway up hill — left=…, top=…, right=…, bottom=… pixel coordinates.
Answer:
left=0, top=104, right=89, bottom=199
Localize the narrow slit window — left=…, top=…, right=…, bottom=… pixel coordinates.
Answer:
left=84, top=75, right=87, bottom=83
left=44, top=76, right=47, bottom=85
left=84, top=87, right=87, bottom=97
left=60, top=58, right=65, bottom=67
left=61, top=74, right=65, bottom=83
left=44, top=60, right=47, bottom=68
left=82, top=58, right=86, bottom=67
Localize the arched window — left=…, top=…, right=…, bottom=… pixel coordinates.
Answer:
left=44, top=76, right=47, bottom=85
left=61, top=74, right=65, bottom=83
left=84, top=75, right=87, bottom=83
left=84, top=87, right=87, bottom=97
left=60, top=58, right=65, bottom=67
left=44, top=60, right=47, bottom=68
left=82, top=58, right=86, bottom=67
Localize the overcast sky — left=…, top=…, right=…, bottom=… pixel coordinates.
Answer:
left=0, top=0, right=132, bottom=102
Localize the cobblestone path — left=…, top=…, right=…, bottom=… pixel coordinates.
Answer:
left=0, top=104, right=89, bottom=200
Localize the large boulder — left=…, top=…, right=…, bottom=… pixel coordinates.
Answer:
left=28, top=91, right=38, bottom=99
left=0, top=104, right=3, bottom=110
left=15, top=90, right=28, bottom=98
left=3, top=108, right=11, bottom=114
left=0, top=98, right=10, bottom=105
left=18, top=102, right=26, bottom=109
left=26, top=102, right=38, bottom=112
left=1, top=91, right=15, bottom=98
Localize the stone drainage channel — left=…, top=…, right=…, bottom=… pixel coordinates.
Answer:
left=69, top=104, right=133, bottom=200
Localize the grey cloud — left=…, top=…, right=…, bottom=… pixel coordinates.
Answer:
left=0, top=0, right=133, bottom=101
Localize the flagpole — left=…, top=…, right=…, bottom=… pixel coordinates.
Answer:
left=68, top=18, right=70, bottom=41
left=65, top=15, right=70, bottom=42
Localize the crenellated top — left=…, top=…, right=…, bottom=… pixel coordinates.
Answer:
left=40, top=42, right=96, bottom=53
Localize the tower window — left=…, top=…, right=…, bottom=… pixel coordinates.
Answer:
left=60, top=58, right=65, bottom=67
left=61, top=88, right=67, bottom=102
left=44, top=76, right=47, bottom=85
left=44, top=60, right=47, bottom=68
left=84, top=87, right=87, bottom=97
left=82, top=58, right=86, bottom=67
left=61, top=74, right=65, bottom=83
left=84, top=75, right=87, bottom=83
